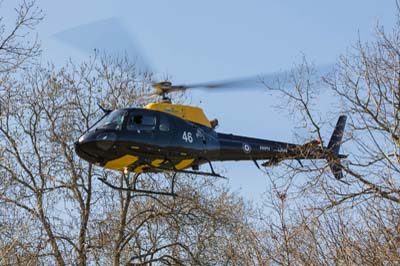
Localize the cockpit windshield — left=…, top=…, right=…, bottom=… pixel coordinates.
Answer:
left=90, top=110, right=126, bottom=131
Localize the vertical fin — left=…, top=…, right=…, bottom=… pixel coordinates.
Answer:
left=328, top=115, right=347, bottom=154
left=327, top=115, right=347, bottom=179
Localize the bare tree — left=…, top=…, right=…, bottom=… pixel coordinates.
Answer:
left=257, top=10, right=400, bottom=266
left=0, top=0, right=42, bottom=73
left=0, top=51, right=269, bottom=265
left=264, top=19, right=400, bottom=206
left=6, top=1, right=400, bottom=265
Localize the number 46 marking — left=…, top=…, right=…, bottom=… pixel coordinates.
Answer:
left=182, top=131, right=193, bottom=143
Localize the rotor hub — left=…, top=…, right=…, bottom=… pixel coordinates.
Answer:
left=152, top=81, right=172, bottom=92
left=151, top=81, right=172, bottom=102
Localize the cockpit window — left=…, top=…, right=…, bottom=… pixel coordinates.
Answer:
left=90, top=110, right=126, bottom=131
left=127, top=113, right=156, bottom=131
left=159, top=116, right=170, bottom=132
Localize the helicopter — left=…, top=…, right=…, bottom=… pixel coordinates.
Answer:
left=74, top=78, right=347, bottom=196
left=61, top=18, right=348, bottom=196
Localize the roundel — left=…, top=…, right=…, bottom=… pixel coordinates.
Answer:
left=242, top=143, right=251, bottom=154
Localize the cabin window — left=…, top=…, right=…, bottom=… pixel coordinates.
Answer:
left=127, top=114, right=156, bottom=132
left=159, top=116, right=170, bottom=132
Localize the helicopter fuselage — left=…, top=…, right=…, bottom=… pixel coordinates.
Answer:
left=74, top=107, right=338, bottom=174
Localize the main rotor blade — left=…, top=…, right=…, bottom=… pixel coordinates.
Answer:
left=53, top=18, right=154, bottom=74
left=168, top=71, right=287, bottom=91
left=166, top=64, right=334, bottom=92
left=178, top=75, right=265, bottom=90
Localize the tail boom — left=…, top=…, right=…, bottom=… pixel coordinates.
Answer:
left=214, top=115, right=347, bottom=180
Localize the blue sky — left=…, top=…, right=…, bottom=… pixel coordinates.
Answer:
left=34, top=0, right=397, bottom=201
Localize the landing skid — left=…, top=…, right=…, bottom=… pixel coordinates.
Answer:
left=98, top=172, right=179, bottom=197
left=98, top=160, right=226, bottom=197
left=170, top=168, right=226, bottom=179
left=151, top=159, right=227, bottom=179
